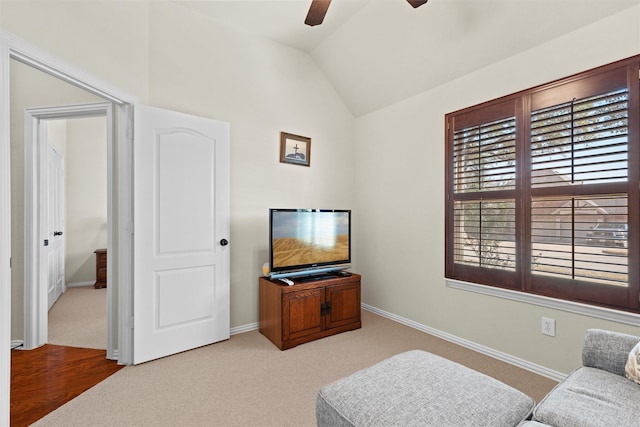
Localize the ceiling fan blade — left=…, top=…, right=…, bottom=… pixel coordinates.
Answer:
left=305, top=0, right=331, bottom=26
left=407, top=0, right=428, bottom=8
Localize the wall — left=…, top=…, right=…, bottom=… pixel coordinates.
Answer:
left=1, top=1, right=150, bottom=102
left=354, top=6, right=640, bottom=374
left=64, top=117, right=108, bottom=285
left=2, top=1, right=355, bottom=334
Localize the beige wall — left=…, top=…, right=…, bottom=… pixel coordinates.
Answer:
left=354, top=6, right=640, bottom=374
left=64, top=117, right=108, bottom=285
left=3, top=1, right=355, bottom=337
left=1, top=1, right=150, bottom=102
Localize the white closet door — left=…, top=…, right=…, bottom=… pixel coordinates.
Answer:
left=46, top=143, right=65, bottom=310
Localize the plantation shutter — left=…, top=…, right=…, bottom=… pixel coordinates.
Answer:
left=445, top=57, right=640, bottom=312
left=527, top=68, right=633, bottom=307
left=447, top=100, right=520, bottom=288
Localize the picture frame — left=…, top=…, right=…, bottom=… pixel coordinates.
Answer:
left=280, top=132, right=311, bottom=167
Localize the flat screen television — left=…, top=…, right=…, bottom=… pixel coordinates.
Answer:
left=269, top=208, right=351, bottom=279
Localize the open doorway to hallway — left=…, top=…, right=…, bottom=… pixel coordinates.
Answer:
left=9, top=60, right=113, bottom=352
left=44, top=116, right=109, bottom=350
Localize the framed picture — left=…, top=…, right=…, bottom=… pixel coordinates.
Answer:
left=280, top=132, right=311, bottom=167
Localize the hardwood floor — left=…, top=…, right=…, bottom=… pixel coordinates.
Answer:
left=10, top=344, right=124, bottom=427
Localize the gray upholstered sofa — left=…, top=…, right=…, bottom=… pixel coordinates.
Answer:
left=316, top=329, right=640, bottom=427
left=523, top=328, right=640, bottom=427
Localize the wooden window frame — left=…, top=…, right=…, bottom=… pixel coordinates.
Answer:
left=445, top=55, right=640, bottom=313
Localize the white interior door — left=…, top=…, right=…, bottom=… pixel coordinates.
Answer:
left=133, top=105, right=230, bottom=364
left=45, top=143, right=65, bottom=310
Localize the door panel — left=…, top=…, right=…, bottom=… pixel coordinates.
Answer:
left=133, top=105, right=230, bottom=364
left=157, top=131, right=214, bottom=253
left=155, top=266, right=216, bottom=328
left=283, top=289, right=324, bottom=341
left=326, top=283, right=361, bottom=329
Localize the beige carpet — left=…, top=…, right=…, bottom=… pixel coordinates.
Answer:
left=34, top=310, right=557, bottom=426
left=48, top=286, right=107, bottom=350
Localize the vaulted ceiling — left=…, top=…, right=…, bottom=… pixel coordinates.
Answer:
left=175, top=0, right=639, bottom=117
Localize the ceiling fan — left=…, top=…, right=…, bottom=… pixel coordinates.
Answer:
left=305, top=0, right=428, bottom=26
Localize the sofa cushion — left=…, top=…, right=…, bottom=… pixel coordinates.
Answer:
left=626, top=341, right=640, bottom=384
left=316, top=350, right=535, bottom=427
left=533, top=366, right=640, bottom=427
left=582, top=329, right=640, bottom=376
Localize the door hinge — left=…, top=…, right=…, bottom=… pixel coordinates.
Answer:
left=127, top=221, right=134, bottom=235
left=128, top=316, right=134, bottom=329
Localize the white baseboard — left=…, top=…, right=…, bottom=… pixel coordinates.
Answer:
left=361, top=303, right=567, bottom=382
left=228, top=305, right=566, bottom=382
left=231, top=322, right=259, bottom=336
left=66, top=281, right=95, bottom=288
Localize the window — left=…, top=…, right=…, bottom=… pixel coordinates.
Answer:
left=445, top=56, right=640, bottom=313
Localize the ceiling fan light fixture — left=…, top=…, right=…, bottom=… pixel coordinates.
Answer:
left=305, top=0, right=332, bottom=26
left=407, top=0, right=428, bottom=8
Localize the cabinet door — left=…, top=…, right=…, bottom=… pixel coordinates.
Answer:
left=326, top=282, right=361, bottom=329
left=283, top=289, right=324, bottom=341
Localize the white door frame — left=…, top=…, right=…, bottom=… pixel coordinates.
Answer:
left=24, top=103, right=114, bottom=356
left=0, top=29, right=138, bottom=425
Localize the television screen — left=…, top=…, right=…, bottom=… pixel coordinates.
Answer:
left=270, top=209, right=351, bottom=275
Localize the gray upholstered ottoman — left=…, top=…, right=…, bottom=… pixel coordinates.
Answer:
left=316, top=350, right=535, bottom=427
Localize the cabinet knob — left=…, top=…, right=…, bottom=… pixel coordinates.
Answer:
left=220, top=239, right=229, bottom=246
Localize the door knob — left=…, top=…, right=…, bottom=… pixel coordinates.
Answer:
left=53, top=231, right=63, bottom=236
left=220, top=239, right=229, bottom=246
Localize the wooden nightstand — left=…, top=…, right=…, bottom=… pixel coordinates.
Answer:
left=94, top=249, right=107, bottom=289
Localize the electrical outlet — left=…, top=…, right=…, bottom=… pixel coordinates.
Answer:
left=541, top=317, right=556, bottom=337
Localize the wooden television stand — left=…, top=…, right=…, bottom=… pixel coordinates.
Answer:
left=259, top=273, right=361, bottom=350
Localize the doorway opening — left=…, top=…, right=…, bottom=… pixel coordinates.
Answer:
left=40, top=114, right=109, bottom=350
left=3, top=37, right=136, bottom=367
left=22, top=102, right=114, bottom=356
